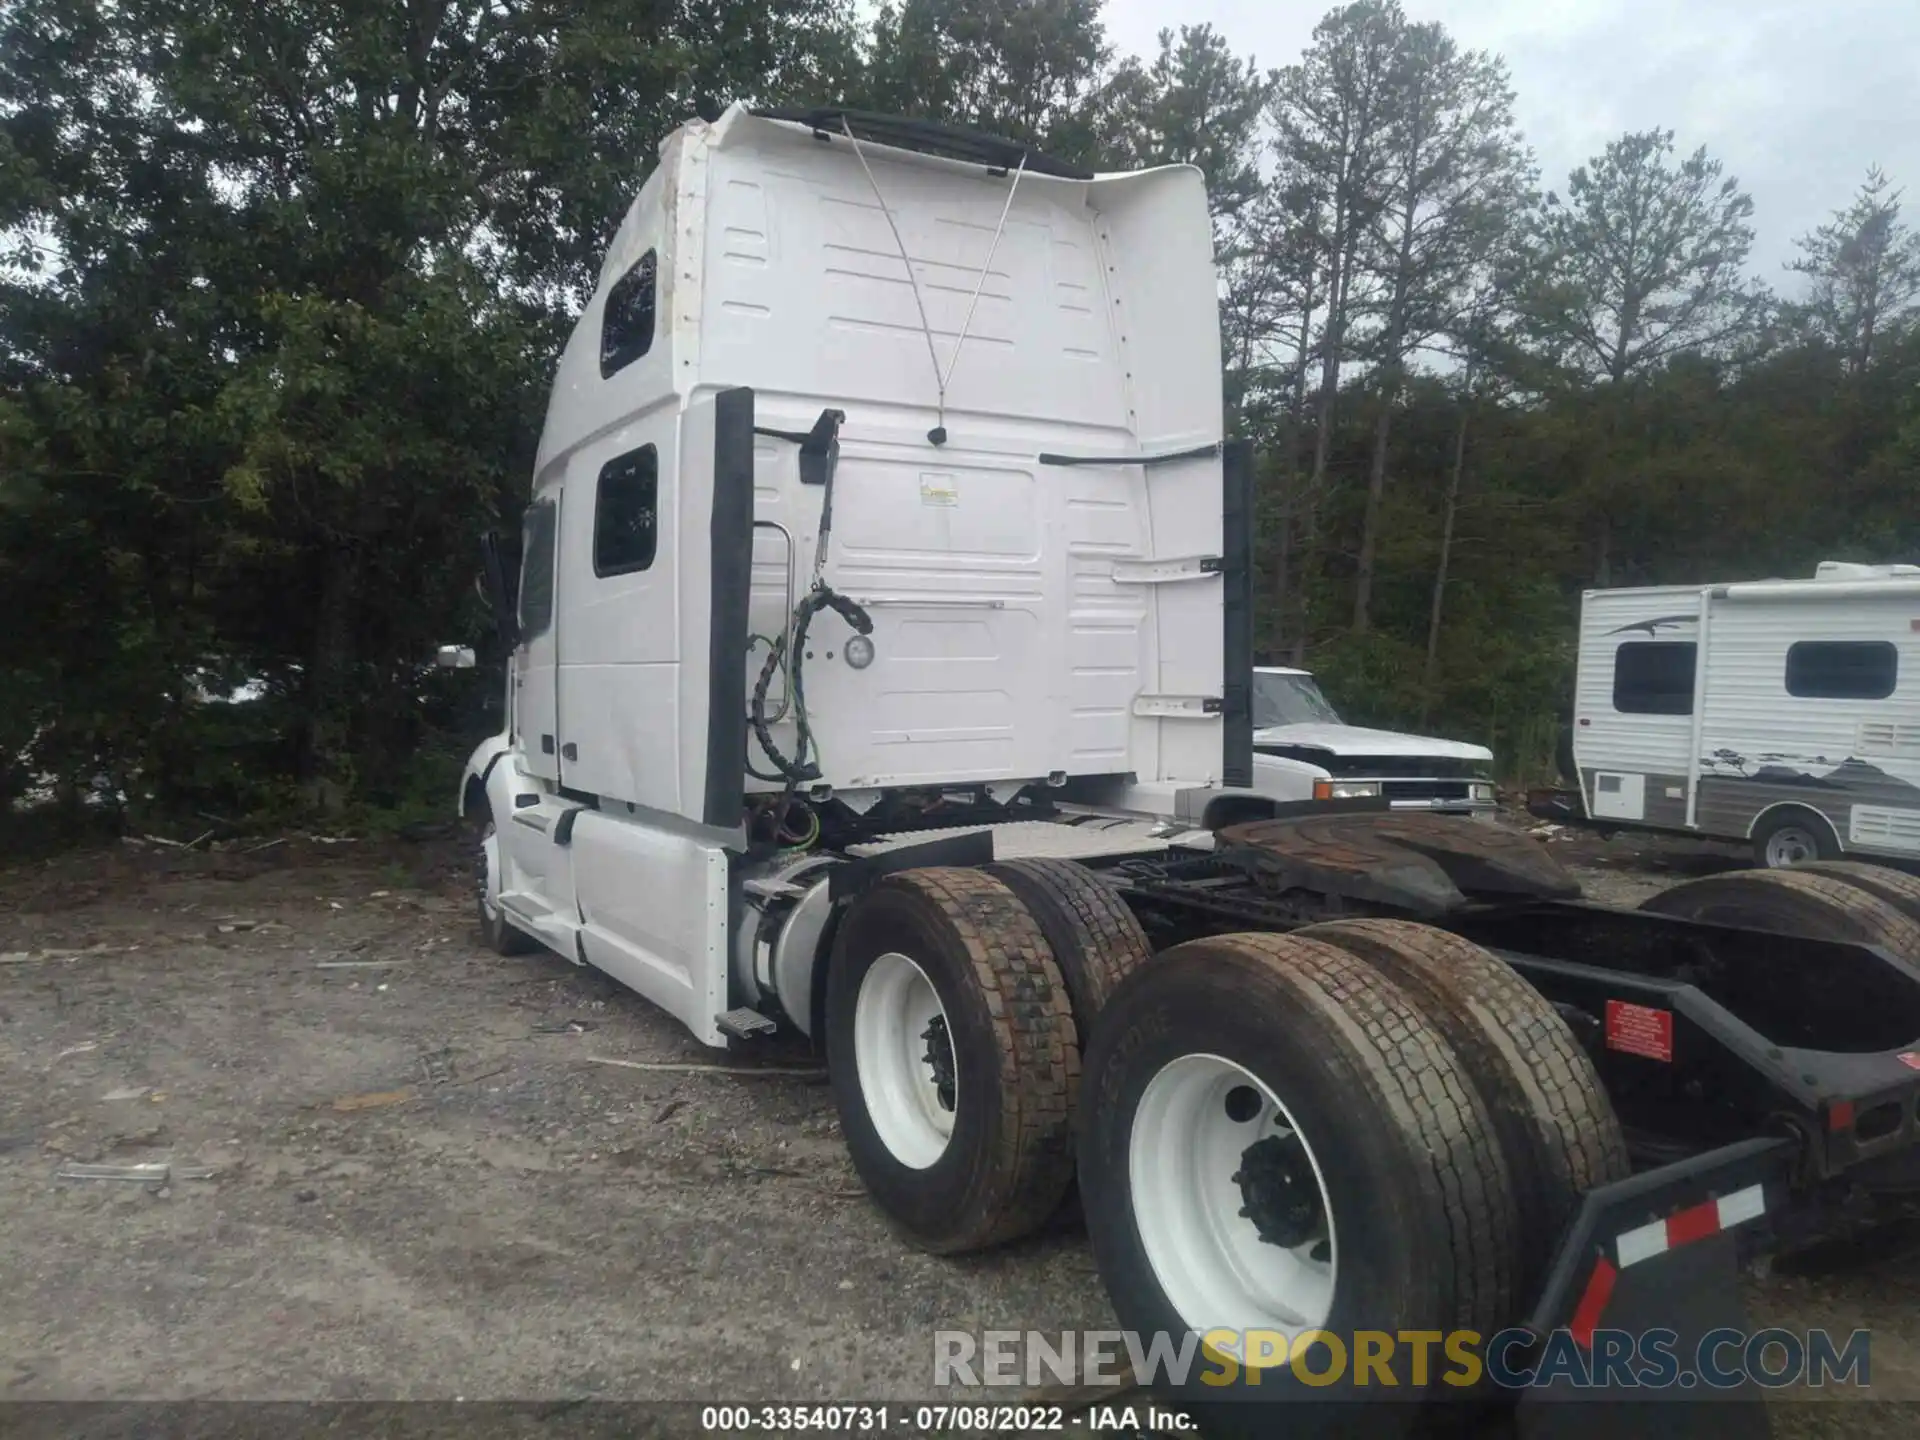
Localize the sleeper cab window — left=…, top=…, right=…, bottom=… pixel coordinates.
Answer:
left=600, top=248, right=657, bottom=378
left=518, top=496, right=558, bottom=640
left=1785, top=640, right=1898, bottom=700
left=1613, top=640, right=1696, bottom=715
left=594, top=445, right=659, bottom=577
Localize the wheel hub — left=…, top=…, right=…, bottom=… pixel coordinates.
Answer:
left=1767, top=827, right=1817, bottom=867
left=852, top=952, right=957, bottom=1170
left=1232, top=1131, right=1323, bottom=1248
left=1127, top=1053, right=1337, bottom=1337
left=921, top=1015, right=957, bottom=1112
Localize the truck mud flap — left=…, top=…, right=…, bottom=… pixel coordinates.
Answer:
left=1514, top=1135, right=1794, bottom=1440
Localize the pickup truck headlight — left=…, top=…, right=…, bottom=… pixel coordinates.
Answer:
left=1469, top=781, right=1496, bottom=803
left=1312, top=779, right=1382, bottom=800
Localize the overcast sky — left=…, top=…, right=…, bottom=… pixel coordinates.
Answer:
left=1102, top=0, right=1920, bottom=286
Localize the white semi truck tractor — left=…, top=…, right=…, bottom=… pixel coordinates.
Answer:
left=449, top=105, right=1920, bottom=1434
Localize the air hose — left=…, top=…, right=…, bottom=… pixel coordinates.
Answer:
left=749, top=582, right=873, bottom=785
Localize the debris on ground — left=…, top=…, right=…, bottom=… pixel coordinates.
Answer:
left=3, top=944, right=130, bottom=965
left=329, top=1089, right=416, bottom=1113
left=58, top=1162, right=168, bottom=1183
left=585, top=1056, right=824, bottom=1078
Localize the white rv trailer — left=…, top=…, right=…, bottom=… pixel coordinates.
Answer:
left=1573, top=562, right=1920, bottom=867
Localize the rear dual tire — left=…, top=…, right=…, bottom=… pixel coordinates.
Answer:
left=1078, top=933, right=1519, bottom=1426
left=1297, top=920, right=1631, bottom=1299
left=825, top=868, right=1080, bottom=1254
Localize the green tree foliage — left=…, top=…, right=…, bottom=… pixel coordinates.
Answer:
left=1525, top=129, right=1768, bottom=384
left=1348, top=20, right=1531, bottom=632
left=2, top=0, right=1917, bottom=832
left=860, top=0, right=1111, bottom=158
left=1787, top=166, right=1920, bottom=377
left=1, top=0, right=856, bottom=819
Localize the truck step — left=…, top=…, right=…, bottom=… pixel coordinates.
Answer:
left=715, top=1007, right=780, bottom=1040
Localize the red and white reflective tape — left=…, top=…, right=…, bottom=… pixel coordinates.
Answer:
left=1568, top=1183, right=1769, bottom=1348
left=1613, top=1183, right=1768, bottom=1268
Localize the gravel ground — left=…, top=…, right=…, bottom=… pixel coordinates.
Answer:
left=1, top=826, right=1916, bottom=1435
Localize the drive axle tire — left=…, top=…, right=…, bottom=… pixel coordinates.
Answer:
left=826, top=867, right=1079, bottom=1254
left=476, top=819, right=539, bottom=956
left=985, top=858, right=1155, bottom=1026
left=1641, top=868, right=1920, bottom=961
left=1077, top=932, right=1517, bottom=1429
left=1297, top=919, right=1630, bottom=1301
left=1791, top=861, right=1920, bottom=926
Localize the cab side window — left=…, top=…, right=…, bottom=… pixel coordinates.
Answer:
left=600, top=249, right=657, bottom=378
left=517, top=497, right=558, bottom=639
left=594, top=445, right=658, bottom=577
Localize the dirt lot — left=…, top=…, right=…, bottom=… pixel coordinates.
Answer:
left=1, top=823, right=1917, bottom=1433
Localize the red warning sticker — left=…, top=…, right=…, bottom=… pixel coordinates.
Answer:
left=1605, top=1000, right=1674, bottom=1062
left=1899, top=1052, right=1920, bottom=1071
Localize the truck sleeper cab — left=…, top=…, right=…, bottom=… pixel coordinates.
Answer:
left=462, top=104, right=1240, bottom=1045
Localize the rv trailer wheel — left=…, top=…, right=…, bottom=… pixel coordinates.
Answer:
left=475, top=819, right=538, bottom=956
left=825, top=868, right=1079, bottom=1253
left=1297, top=919, right=1630, bottom=1301
left=1754, top=808, right=1840, bottom=868
left=1077, top=933, right=1516, bottom=1427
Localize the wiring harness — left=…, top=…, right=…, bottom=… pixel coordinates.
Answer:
left=748, top=582, right=873, bottom=786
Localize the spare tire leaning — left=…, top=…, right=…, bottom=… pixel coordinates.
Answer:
left=1078, top=931, right=1518, bottom=1433
left=1641, top=868, right=1920, bottom=961
left=1297, top=918, right=1631, bottom=1303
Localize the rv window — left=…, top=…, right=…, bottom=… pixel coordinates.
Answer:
left=1613, top=641, right=1696, bottom=715
left=599, top=249, right=657, bottom=378
left=594, top=445, right=658, bottom=577
left=1785, top=641, right=1898, bottom=700
left=517, top=497, right=558, bottom=640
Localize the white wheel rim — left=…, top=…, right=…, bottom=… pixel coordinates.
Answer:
left=1129, top=1053, right=1337, bottom=1341
left=1766, top=826, right=1818, bottom=867
left=853, top=953, right=957, bottom=1170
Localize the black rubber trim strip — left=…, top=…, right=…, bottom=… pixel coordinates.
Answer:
left=1036, top=441, right=1222, bottom=468
left=1221, top=438, right=1254, bottom=789
left=704, top=387, right=755, bottom=828
left=751, top=107, right=1094, bottom=180
left=828, top=831, right=996, bottom=904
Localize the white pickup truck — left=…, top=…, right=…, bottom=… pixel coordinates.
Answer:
left=1250, top=666, right=1497, bottom=816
